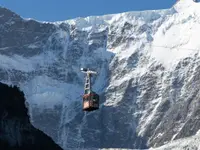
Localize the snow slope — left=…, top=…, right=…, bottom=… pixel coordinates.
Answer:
left=1, top=0, right=200, bottom=149
left=151, top=130, right=200, bottom=150
left=151, top=0, right=200, bottom=70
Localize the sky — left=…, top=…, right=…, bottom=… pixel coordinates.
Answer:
left=0, top=0, right=176, bottom=22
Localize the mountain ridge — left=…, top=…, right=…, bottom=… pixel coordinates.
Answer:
left=0, top=0, right=200, bottom=149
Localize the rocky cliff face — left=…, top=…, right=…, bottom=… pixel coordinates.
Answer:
left=0, top=82, right=62, bottom=150
left=0, top=0, right=200, bottom=149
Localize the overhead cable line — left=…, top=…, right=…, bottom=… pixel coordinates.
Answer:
left=0, top=28, right=58, bottom=50
left=150, top=44, right=200, bottom=52
left=3, top=28, right=54, bottom=35
left=0, top=28, right=200, bottom=53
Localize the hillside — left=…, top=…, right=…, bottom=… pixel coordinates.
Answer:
left=0, top=0, right=200, bottom=149
left=0, top=82, right=62, bottom=150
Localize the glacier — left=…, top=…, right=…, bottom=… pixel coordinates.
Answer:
left=1, top=0, right=200, bottom=149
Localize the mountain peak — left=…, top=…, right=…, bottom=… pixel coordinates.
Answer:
left=0, top=6, right=22, bottom=26
left=174, top=0, right=200, bottom=12
left=0, top=6, right=20, bottom=19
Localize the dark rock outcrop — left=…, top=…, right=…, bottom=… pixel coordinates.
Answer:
left=0, top=82, right=63, bottom=150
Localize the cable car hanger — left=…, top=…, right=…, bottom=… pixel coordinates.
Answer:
left=81, top=68, right=100, bottom=112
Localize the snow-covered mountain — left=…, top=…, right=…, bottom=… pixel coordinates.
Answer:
left=1, top=0, right=200, bottom=149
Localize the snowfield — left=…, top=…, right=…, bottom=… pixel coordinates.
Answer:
left=1, top=0, right=200, bottom=149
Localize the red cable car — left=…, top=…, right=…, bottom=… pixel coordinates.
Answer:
left=83, top=92, right=99, bottom=111
left=81, top=68, right=99, bottom=111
